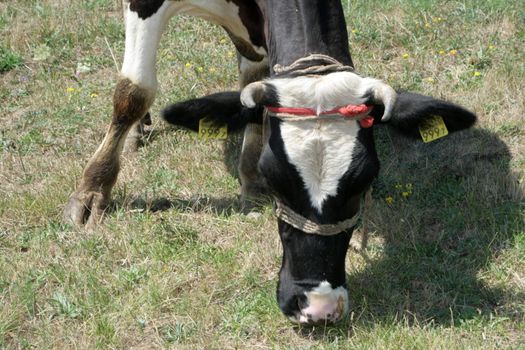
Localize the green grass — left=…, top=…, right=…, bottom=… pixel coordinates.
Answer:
left=0, top=45, right=22, bottom=73
left=1, top=0, right=524, bottom=348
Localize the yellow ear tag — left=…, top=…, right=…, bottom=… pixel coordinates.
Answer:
left=419, top=115, right=448, bottom=143
left=198, top=118, right=227, bottom=140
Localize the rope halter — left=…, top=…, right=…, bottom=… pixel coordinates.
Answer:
left=275, top=201, right=360, bottom=236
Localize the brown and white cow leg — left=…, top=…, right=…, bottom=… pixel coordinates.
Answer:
left=237, top=56, right=269, bottom=212
left=64, top=1, right=176, bottom=226
left=64, top=79, right=154, bottom=226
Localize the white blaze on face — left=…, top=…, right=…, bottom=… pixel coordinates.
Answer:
left=280, top=118, right=360, bottom=213
left=300, top=281, right=349, bottom=323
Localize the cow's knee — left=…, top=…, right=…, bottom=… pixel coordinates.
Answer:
left=112, top=78, right=154, bottom=125
left=112, top=78, right=155, bottom=152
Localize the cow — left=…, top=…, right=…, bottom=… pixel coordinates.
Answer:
left=64, top=0, right=476, bottom=324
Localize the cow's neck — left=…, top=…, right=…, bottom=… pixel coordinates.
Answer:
left=262, top=0, right=353, bottom=75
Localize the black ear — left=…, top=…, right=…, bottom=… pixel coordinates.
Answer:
left=162, top=91, right=262, bottom=133
left=370, top=91, right=477, bottom=138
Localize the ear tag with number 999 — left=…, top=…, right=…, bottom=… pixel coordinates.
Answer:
left=419, top=115, right=448, bottom=143
left=198, top=118, right=227, bottom=140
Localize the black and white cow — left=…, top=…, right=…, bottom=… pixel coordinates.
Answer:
left=64, top=0, right=476, bottom=324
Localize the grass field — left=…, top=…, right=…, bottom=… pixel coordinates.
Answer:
left=1, top=0, right=524, bottom=348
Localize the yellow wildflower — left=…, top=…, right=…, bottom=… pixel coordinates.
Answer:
left=473, top=71, right=481, bottom=77
left=449, top=49, right=457, bottom=56
left=90, top=92, right=98, bottom=98
left=438, top=50, right=446, bottom=55
left=219, top=38, right=227, bottom=44
left=197, top=66, right=204, bottom=73
left=385, top=196, right=394, bottom=205
left=351, top=29, right=358, bottom=34
left=185, top=62, right=191, bottom=68
left=66, top=87, right=76, bottom=93
left=426, top=77, right=435, bottom=83
left=488, top=45, right=495, bottom=50
left=227, top=50, right=235, bottom=58
left=402, top=191, right=410, bottom=198
left=402, top=53, right=410, bottom=59
left=424, top=22, right=431, bottom=28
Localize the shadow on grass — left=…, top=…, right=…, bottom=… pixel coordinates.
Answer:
left=295, top=127, right=523, bottom=340
left=121, top=123, right=522, bottom=340
left=351, top=127, right=522, bottom=330
left=112, top=194, right=244, bottom=217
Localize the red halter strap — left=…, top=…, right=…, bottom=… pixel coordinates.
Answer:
left=265, top=104, right=375, bottom=128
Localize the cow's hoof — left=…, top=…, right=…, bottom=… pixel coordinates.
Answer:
left=349, top=237, right=363, bottom=252
left=240, top=182, right=270, bottom=214
left=240, top=195, right=268, bottom=215
left=63, top=190, right=107, bottom=227
left=349, top=231, right=368, bottom=252
left=246, top=211, right=262, bottom=220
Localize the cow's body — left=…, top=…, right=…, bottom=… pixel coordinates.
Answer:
left=65, top=0, right=477, bottom=324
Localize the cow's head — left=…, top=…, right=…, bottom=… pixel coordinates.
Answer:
left=162, top=70, right=476, bottom=325
left=240, top=71, right=396, bottom=323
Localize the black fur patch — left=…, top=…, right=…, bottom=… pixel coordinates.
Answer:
left=266, top=0, right=353, bottom=73
left=371, top=91, right=477, bottom=138
left=162, top=91, right=263, bottom=133
left=223, top=0, right=266, bottom=61
left=129, top=0, right=166, bottom=20
left=258, top=83, right=280, bottom=107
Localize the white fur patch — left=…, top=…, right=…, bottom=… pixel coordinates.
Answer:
left=280, top=118, right=360, bottom=213
left=300, top=281, right=348, bottom=323
left=269, top=71, right=381, bottom=114
left=181, top=0, right=266, bottom=56
left=121, top=1, right=179, bottom=90
left=121, top=0, right=266, bottom=90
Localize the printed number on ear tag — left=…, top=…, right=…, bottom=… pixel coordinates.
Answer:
left=198, top=118, right=227, bottom=140
left=419, top=115, right=448, bottom=143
